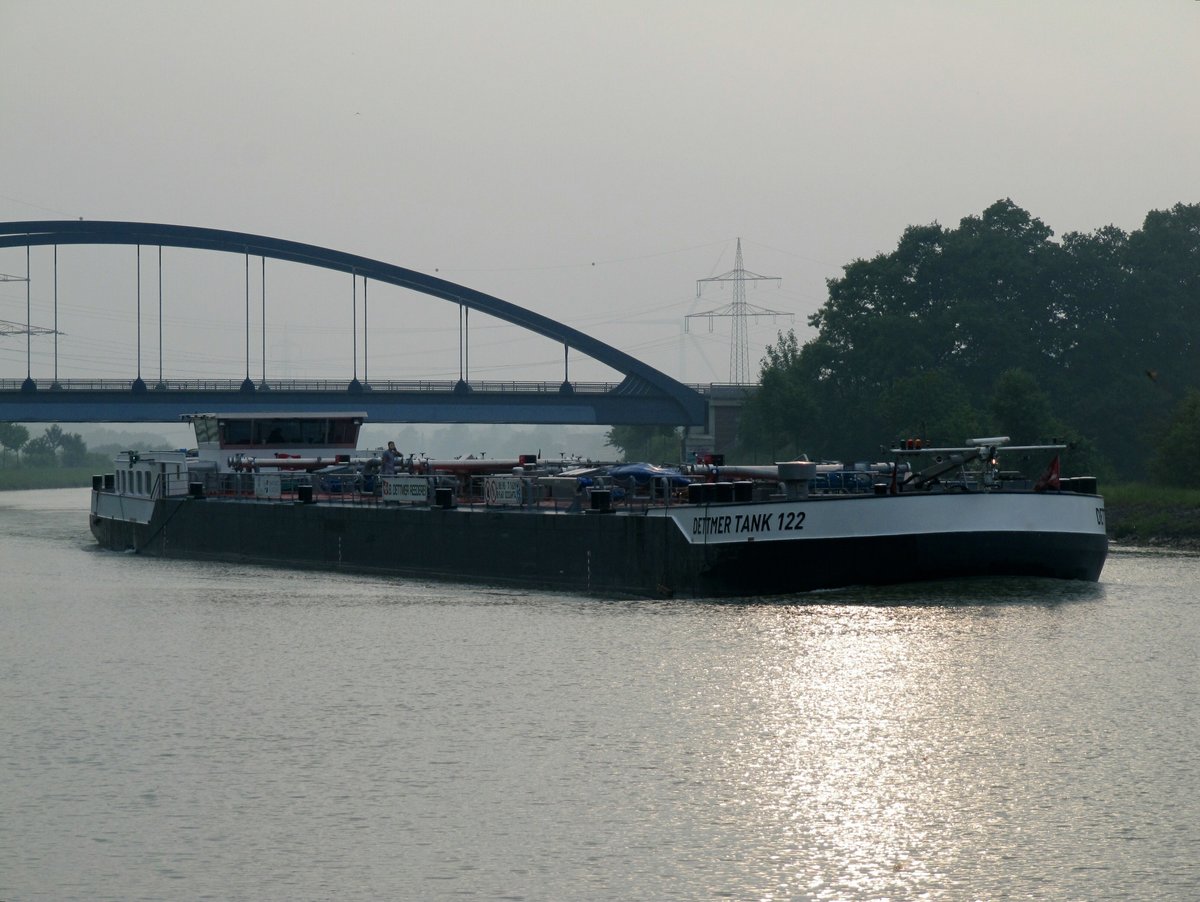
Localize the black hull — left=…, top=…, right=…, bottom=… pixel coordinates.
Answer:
left=91, top=496, right=1108, bottom=598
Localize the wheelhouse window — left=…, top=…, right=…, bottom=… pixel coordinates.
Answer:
left=328, top=418, right=360, bottom=445
left=192, top=417, right=219, bottom=444
left=218, top=419, right=253, bottom=446
left=215, top=416, right=362, bottom=448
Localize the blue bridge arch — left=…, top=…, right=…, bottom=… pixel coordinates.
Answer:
left=0, top=220, right=708, bottom=425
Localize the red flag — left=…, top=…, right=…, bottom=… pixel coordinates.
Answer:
left=1034, top=455, right=1060, bottom=492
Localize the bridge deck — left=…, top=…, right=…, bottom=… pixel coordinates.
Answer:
left=0, top=379, right=715, bottom=424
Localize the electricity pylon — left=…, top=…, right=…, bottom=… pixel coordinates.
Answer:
left=686, top=238, right=791, bottom=384
left=0, top=320, right=59, bottom=336
left=0, top=272, right=61, bottom=336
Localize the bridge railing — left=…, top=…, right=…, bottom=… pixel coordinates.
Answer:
left=0, top=377, right=716, bottom=396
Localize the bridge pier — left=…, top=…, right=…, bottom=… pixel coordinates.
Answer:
left=683, top=383, right=754, bottom=460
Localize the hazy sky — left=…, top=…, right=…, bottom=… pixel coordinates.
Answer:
left=2, top=1, right=1198, bottom=390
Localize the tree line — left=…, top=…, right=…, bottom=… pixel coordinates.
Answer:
left=737, top=199, right=1200, bottom=484
left=0, top=423, right=102, bottom=469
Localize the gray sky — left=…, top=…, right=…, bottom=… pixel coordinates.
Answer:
left=2, top=0, right=1198, bottom=389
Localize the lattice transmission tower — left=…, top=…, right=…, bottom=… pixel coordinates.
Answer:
left=0, top=319, right=58, bottom=337
left=685, top=238, right=791, bottom=384
left=0, top=271, right=61, bottom=336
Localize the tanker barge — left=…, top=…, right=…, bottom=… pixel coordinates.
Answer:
left=89, top=412, right=1108, bottom=598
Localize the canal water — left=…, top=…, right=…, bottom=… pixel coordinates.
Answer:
left=2, top=488, right=1197, bottom=901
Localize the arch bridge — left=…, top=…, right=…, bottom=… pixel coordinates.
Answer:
left=0, top=221, right=707, bottom=425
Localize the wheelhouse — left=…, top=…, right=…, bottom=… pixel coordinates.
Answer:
left=185, top=412, right=366, bottom=452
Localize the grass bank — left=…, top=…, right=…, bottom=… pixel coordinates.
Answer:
left=1103, top=483, right=1200, bottom=548
left=0, top=467, right=100, bottom=491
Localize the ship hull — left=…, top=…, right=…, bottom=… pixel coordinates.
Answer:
left=90, top=490, right=1108, bottom=598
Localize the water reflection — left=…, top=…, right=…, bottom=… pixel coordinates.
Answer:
left=788, top=574, right=1106, bottom=607
left=5, top=492, right=1198, bottom=900
left=699, top=600, right=1098, bottom=899
left=703, top=608, right=920, bottom=896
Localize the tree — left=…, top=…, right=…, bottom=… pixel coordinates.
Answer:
left=13, top=425, right=90, bottom=468
left=988, top=369, right=1111, bottom=479
left=0, top=422, right=29, bottom=467
left=733, top=199, right=1200, bottom=478
left=989, top=369, right=1061, bottom=444
left=41, top=424, right=66, bottom=454
left=792, top=199, right=1068, bottom=459
left=59, top=431, right=89, bottom=467
left=22, top=435, right=57, bottom=467
left=1124, top=203, right=1200, bottom=378
left=879, top=370, right=983, bottom=447
left=1150, top=389, right=1200, bottom=487
left=810, top=200, right=1060, bottom=404
left=740, top=330, right=818, bottom=459
left=604, top=425, right=681, bottom=463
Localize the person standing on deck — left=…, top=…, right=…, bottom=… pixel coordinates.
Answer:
left=381, top=441, right=400, bottom=475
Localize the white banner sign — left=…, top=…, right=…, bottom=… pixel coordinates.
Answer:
left=382, top=476, right=430, bottom=503
left=484, top=476, right=524, bottom=506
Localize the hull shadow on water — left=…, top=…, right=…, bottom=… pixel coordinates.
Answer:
left=83, top=540, right=1106, bottom=612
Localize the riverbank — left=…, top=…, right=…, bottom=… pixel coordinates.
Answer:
left=0, top=467, right=101, bottom=491
left=1102, top=484, right=1200, bottom=550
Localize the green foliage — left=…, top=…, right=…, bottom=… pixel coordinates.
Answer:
left=22, top=435, right=58, bottom=467
left=59, top=432, right=90, bottom=467
left=1151, top=389, right=1200, bottom=487
left=809, top=200, right=1058, bottom=403
left=1104, top=481, right=1200, bottom=508
left=880, top=370, right=982, bottom=447
left=989, top=369, right=1061, bottom=444
left=7, top=424, right=95, bottom=469
left=42, top=424, right=65, bottom=450
left=0, top=422, right=29, bottom=466
left=743, top=199, right=1200, bottom=480
left=604, top=424, right=681, bottom=463
left=739, top=331, right=818, bottom=458
left=1101, top=482, right=1200, bottom=544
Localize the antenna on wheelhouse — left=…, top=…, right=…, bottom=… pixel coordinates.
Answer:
left=686, top=237, right=791, bottom=384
